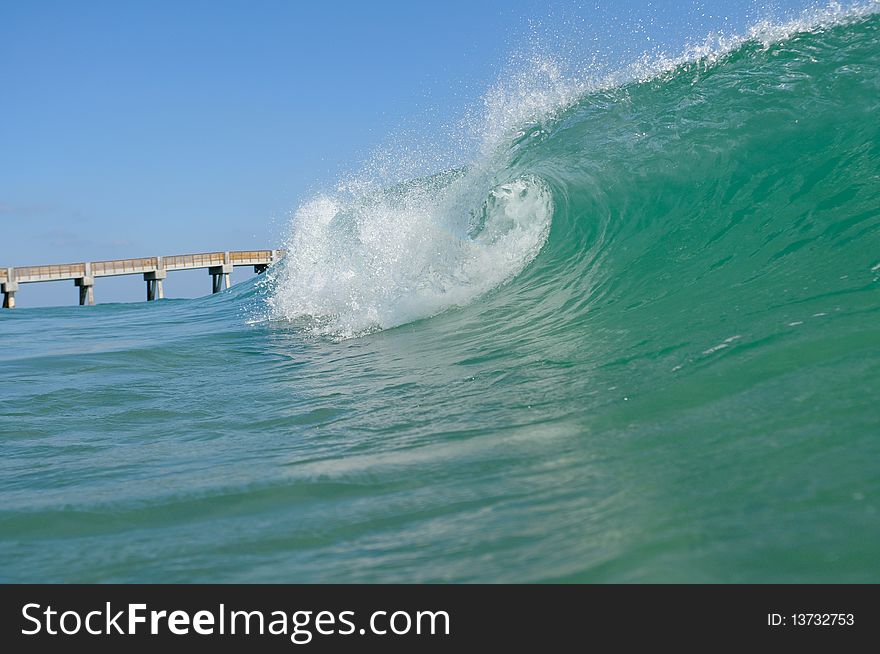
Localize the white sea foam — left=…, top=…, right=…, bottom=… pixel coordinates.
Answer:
left=266, top=171, right=552, bottom=337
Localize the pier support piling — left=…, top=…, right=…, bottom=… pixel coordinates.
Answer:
left=144, top=269, right=167, bottom=301
left=75, top=276, right=94, bottom=306
left=1, top=281, right=18, bottom=309
left=209, top=264, right=233, bottom=293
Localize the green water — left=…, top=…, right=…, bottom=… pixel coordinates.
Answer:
left=1, top=13, right=879, bottom=582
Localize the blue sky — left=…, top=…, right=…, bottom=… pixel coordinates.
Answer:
left=1, top=0, right=813, bottom=306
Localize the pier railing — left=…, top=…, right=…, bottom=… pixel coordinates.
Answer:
left=1, top=249, right=284, bottom=309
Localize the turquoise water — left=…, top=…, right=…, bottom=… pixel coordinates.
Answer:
left=2, top=9, right=880, bottom=582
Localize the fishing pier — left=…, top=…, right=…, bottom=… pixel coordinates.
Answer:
left=0, top=249, right=284, bottom=308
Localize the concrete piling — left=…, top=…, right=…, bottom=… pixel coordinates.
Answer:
left=75, top=276, right=95, bottom=306
left=209, top=264, right=233, bottom=294
left=1, top=280, right=18, bottom=308
left=74, top=263, right=95, bottom=306
left=144, top=269, right=167, bottom=301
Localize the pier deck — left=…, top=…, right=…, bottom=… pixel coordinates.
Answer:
left=1, top=249, right=284, bottom=308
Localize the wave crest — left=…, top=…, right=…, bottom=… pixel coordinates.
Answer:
left=267, top=174, right=552, bottom=337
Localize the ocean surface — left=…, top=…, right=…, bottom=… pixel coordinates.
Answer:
left=2, top=7, right=879, bottom=582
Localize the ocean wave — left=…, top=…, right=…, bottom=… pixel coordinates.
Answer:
left=268, top=2, right=879, bottom=339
